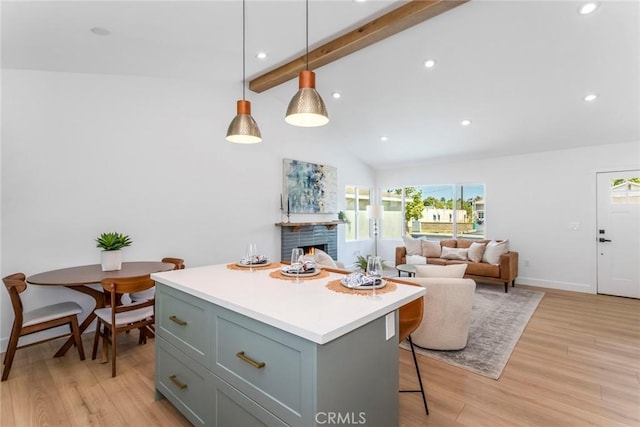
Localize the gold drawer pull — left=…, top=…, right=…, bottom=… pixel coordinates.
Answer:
left=236, top=351, right=266, bottom=369
left=169, top=374, right=187, bottom=390
left=169, top=315, right=187, bottom=326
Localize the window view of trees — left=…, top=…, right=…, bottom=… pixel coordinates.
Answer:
left=380, top=184, right=485, bottom=240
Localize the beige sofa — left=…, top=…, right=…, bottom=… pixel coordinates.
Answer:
left=396, top=238, right=518, bottom=293
left=403, top=277, right=476, bottom=350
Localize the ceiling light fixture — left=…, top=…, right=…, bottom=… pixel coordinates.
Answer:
left=578, top=2, right=598, bottom=15
left=226, top=0, right=262, bottom=144
left=424, top=59, right=436, bottom=68
left=256, top=52, right=267, bottom=60
left=380, top=136, right=388, bottom=142
left=461, top=119, right=472, bottom=126
left=285, top=0, right=329, bottom=127
left=584, top=93, right=598, bottom=101
left=332, top=92, right=341, bottom=99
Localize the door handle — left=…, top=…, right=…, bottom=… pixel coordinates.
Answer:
left=598, top=238, right=612, bottom=242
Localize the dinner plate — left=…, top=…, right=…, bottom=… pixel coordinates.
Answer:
left=340, top=278, right=386, bottom=290
left=280, top=268, right=320, bottom=277
left=236, top=260, right=269, bottom=268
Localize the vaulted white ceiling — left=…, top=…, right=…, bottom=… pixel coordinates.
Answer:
left=2, top=0, right=638, bottom=169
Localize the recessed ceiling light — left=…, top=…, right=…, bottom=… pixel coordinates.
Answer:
left=424, top=59, right=436, bottom=68
left=354, top=0, right=367, bottom=3
left=578, top=2, right=598, bottom=15
left=380, top=136, right=388, bottom=142
left=256, top=52, right=267, bottom=60
left=90, top=27, right=110, bottom=36
left=461, top=119, right=472, bottom=126
left=332, top=92, right=341, bottom=99
left=584, top=93, right=598, bottom=102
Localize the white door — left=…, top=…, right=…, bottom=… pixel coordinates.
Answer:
left=596, top=170, right=640, bottom=298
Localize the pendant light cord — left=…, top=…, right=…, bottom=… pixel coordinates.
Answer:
left=242, top=0, right=246, bottom=100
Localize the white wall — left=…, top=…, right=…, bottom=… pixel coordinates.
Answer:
left=0, top=69, right=375, bottom=350
left=376, top=141, right=640, bottom=293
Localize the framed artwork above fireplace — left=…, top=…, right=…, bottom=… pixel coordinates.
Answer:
left=283, top=158, right=337, bottom=214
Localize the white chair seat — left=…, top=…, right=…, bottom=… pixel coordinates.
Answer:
left=95, top=304, right=154, bottom=327
left=23, top=301, right=83, bottom=327
left=129, top=287, right=155, bottom=302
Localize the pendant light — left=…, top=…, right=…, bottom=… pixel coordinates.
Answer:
left=226, top=0, right=262, bottom=143
left=285, top=0, right=329, bottom=127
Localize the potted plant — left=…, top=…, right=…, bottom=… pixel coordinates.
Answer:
left=355, top=253, right=390, bottom=273
left=96, top=232, right=132, bottom=271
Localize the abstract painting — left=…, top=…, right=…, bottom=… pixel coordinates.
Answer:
left=283, top=159, right=337, bottom=214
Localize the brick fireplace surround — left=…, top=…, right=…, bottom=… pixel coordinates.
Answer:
left=280, top=226, right=338, bottom=262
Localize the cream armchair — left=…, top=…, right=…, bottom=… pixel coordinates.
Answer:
left=402, top=277, right=476, bottom=350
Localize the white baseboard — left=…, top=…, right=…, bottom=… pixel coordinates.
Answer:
left=516, top=276, right=595, bottom=294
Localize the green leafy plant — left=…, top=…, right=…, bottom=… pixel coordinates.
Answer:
left=355, top=254, right=390, bottom=272
left=95, top=232, right=132, bottom=251
left=338, top=211, right=349, bottom=224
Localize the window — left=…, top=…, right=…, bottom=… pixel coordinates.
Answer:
left=345, top=186, right=371, bottom=241
left=381, top=184, right=485, bottom=240
left=610, top=178, right=640, bottom=204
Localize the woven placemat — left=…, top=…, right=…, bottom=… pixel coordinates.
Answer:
left=269, top=269, right=330, bottom=281
left=325, top=279, right=398, bottom=296
left=226, top=262, right=281, bottom=271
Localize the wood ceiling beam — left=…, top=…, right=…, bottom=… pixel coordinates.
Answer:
left=249, top=0, right=469, bottom=93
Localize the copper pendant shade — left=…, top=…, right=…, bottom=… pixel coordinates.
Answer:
left=285, top=70, right=329, bottom=127
left=226, top=0, right=262, bottom=143
left=226, top=100, right=262, bottom=143
left=285, top=0, right=329, bottom=127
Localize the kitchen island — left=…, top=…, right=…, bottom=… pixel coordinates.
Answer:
left=151, top=264, right=425, bottom=427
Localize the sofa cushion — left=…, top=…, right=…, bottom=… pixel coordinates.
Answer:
left=456, top=239, right=475, bottom=249
left=406, top=255, right=427, bottom=265
left=415, top=264, right=467, bottom=278
left=482, top=240, right=510, bottom=265
left=440, top=247, right=468, bottom=261
left=440, top=239, right=457, bottom=248
left=426, top=258, right=447, bottom=265
left=461, top=260, right=500, bottom=278
left=467, top=242, right=487, bottom=263
left=421, top=240, right=441, bottom=258
left=403, top=235, right=425, bottom=256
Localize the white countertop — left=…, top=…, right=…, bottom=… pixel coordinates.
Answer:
left=151, top=264, right=425, bottom=345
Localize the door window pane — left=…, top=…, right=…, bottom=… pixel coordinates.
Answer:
left=610, top=178, right=640, bottom=204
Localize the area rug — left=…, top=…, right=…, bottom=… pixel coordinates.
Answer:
left=401, top=283, right=544, bottom=379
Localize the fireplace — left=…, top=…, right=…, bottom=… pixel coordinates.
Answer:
left=280, top=226, right=337, bottom=262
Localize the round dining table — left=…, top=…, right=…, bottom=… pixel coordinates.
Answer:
left=26, top=261, right=175, bottom=357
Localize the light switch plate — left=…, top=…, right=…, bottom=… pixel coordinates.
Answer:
left=385, top=312, right=395, bottom=341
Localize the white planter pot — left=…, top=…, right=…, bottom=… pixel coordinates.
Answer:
left=101, top=250, right=123, bottom=271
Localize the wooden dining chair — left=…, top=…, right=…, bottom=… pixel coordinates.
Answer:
left=129, top=257, right=184, bottom=303
left=398, top=281, right=429, bottom=415
left=92, top=274, right=155, bottom=377
left=2, top=273, right=85, bottom=382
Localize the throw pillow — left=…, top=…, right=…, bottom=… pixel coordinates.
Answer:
left=403, top=235, right=425, bottom=256
left=406, top=255, right=427, bottom=265
left=440, top=246, right=468, bottom=261
left=415, top=264, right=467, bottom=278
left=421, top=240, right=441, bottom=258
left=313, top=248, right=337, bottom=268
left=467, top=242, right=487, bottom=263
left=482, top=240, right=510, bottom=265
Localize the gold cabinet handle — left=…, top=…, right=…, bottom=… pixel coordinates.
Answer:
left=169, top=315, right=187, bottom=326
left=169, top=374, right=187, bottom=390
left=236, top=351, right=266, bottom=369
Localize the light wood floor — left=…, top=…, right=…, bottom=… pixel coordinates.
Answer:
left=1, top=285, right=639, bottom=426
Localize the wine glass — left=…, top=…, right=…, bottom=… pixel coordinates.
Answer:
left=291, top=248, right=304, bottom=283
left=366, top=256, right=383, bottom=300
left=246, top=243, right=258, bottom=272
